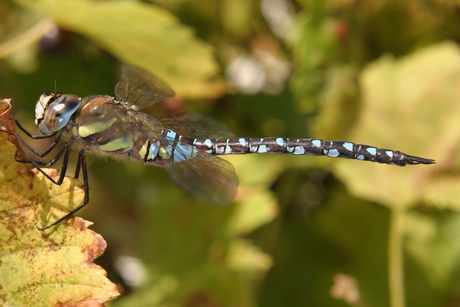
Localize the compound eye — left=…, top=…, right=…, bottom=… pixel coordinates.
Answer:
left=51, top=95, right=81, bottom=116
left=35, top=92, right=58, bottom=124
left=36, top=94, right=81, bottom=134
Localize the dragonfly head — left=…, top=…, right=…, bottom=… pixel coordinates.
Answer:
left=35, top=92, right=82, bottom=135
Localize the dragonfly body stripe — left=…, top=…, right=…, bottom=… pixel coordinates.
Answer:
left=99, top=135, right=134, bottom=152
left=78, top=117, right=117, bottom=138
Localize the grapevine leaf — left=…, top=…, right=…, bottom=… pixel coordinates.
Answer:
left=0, top=99, right=119, bottom=306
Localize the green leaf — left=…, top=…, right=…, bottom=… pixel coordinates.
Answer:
left=225, top=238, right=273, bottom=273
left=423, top=176, right=460, bottom=211
left=405, top=212, right=460, bottom=286
left=115, top=156, right=277, bottom=306
left=0, top=99, right=119, bottom=306
left=29, top=0, right=222, bottom=98
left=226, top=192, right=278, bottom=236
left=334, top=42, right=460, bottom=207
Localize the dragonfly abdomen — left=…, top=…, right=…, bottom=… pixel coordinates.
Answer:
left=189, top=137, right=434, bottom=166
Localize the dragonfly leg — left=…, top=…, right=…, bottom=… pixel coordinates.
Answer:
left=20, top=144, right=73, bottom=185
left=14, top=120, right=58, bottom=139
left=38, top=150, right=90, bottom=230
left=15, top=138, right=72, bottom=168
left=74, top=150, right=82, bottom=179
left=1, top=120, right=64, bottom=157
left=19, top=134, right=64, bottom=158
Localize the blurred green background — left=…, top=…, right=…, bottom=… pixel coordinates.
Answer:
left=1, top=0, right=460, bottom=306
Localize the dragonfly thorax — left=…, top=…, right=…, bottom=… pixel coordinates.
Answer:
left=35, top=92, right=82, bottom=135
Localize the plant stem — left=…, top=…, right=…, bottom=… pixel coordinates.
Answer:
left=389, top=207, right=406, bottom=307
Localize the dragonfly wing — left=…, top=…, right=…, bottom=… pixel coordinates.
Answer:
left=161, top=112, right=234, bottom=139
left=162, top=139, right=238, bottom=205
left=166, top=152, right=238, bottom=206
left=115, top=64, right=175, bottom=110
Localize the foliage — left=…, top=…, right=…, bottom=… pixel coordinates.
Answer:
left=1, top=0, right=460, bottom=306
left=0, top=100, right=119, bottom=306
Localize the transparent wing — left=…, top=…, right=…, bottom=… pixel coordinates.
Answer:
left=166, top=148, right=238, bottom=206
left=161, top=113, right=234, bottom=139
left=161, top=134, right=238, bottom=205
left=115, top=64, right=175, bottom=110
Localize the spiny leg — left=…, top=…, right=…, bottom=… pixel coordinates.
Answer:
left=18, top=143, right=74, bottom=185
left=2, top=121, right=88, bottom=229
left=15, top=120, right=58, bottom=139
left=74, top=150, right=82, bottom=179
left=15, top=135, right=74, bottom=167
left=38, top=150, right=90, bottom=230
left=2, top=120, right=63, bottom=157
left=16, top=132, right=63, bottom=158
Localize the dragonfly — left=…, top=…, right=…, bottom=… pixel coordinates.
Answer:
left=2, top=64, right=435, bottom=229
